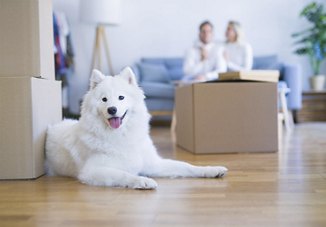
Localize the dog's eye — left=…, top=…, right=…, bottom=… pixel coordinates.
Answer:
left=102, top=97, right=107, bottom=102
left=119, top=96, right=124, bottom=100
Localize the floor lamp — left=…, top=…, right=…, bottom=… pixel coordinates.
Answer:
left=91, top=25, right=114, bottom=75
left=80, top=0, right=121, bottom=76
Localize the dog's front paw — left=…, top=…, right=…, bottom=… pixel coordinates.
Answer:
left=204, top=166, right=228, bottom=178
left=132, top=176, right=158, bottom=190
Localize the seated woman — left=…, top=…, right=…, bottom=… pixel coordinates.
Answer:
left=223, top=21, right=253, bottom=71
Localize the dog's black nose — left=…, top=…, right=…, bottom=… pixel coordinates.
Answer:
left=107, top=106, right=117, bottom=115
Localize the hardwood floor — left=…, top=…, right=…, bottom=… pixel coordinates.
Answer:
left=0, top=123, right=326, bottom=227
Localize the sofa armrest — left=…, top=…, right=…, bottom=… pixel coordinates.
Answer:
left=282, top=64, right=302, bottom=110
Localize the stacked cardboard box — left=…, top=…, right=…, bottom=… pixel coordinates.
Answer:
left=0, top=0, right=62, bottom=179
left=175, top=77, right=278, bottom=154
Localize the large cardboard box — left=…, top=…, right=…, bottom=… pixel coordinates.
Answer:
left=0, top=0, right=54, bottom=80
left=0, top=77, right=62, bottom=179
left=175, top=81, right=278, bottom=154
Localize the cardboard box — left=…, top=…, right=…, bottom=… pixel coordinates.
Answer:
left=0, top=77, right=62, bottom=179
left=0, top=0, right=54, bottom=80
left=175, top=81, right=278, bottom=154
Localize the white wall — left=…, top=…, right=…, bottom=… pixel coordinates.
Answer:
left=53, top=0, right=326, bottom=114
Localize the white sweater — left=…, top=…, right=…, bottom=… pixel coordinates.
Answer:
left=224, top=42, right=253, bottom=71
left=183, top=41, right=227, bottom=81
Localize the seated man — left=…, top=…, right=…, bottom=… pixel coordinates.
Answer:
left=183, top=20, right=226, bottom=82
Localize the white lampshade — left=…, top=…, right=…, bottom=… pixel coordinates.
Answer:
left=80, top=0, right=121, bottom=25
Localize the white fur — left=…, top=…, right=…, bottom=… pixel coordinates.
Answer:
left=45, top=67, right=227, bottom=189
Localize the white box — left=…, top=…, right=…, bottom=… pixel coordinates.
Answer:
left=0, top=0, right=54, bottom=80
left=0, top=77, right=62, bottom=179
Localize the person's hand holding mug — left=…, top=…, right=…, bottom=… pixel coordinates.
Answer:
left=200, top=47, right=208, bottom=61
left=223, top=50, right=229, bottom=62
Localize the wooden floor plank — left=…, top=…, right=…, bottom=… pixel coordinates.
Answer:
left=0, top=123, right=326, bottom=226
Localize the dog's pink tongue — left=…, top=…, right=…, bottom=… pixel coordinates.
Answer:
left=108, top=117, right=121, bottom=129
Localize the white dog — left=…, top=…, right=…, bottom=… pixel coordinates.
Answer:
left=45, top=67, right=227, bottom=189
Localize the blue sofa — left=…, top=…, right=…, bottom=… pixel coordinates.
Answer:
left=132, top=55, right=302, bottom=118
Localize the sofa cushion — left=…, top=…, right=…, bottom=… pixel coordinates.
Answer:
left=164, top=58, right=184, bottom=80
left=140, top=82, right=175, bottom=99
left=138, top=63, right=170, bottom=83
left=164, top=58, right=183, bottom=69
left=169, top=68, right=184, bottom=80
left=253, top=55, right=280, bottom=70
left=141, top=58, right=165, bottom=65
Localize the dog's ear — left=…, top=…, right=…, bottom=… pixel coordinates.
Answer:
left=119, top=67, right=138, bottom=86
left=90, top=69, right=105, bottom=89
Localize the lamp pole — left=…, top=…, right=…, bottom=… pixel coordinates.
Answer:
left=90, top=25, right=114, bottom=75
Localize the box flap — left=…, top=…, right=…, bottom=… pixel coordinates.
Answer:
left=219, top=70, right=280, bottom=83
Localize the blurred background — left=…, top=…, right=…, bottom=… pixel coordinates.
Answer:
left=53, top=0, right=326, bottom=114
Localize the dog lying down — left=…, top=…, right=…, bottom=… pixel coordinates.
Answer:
left=45, top=67, right=227, bottom=189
